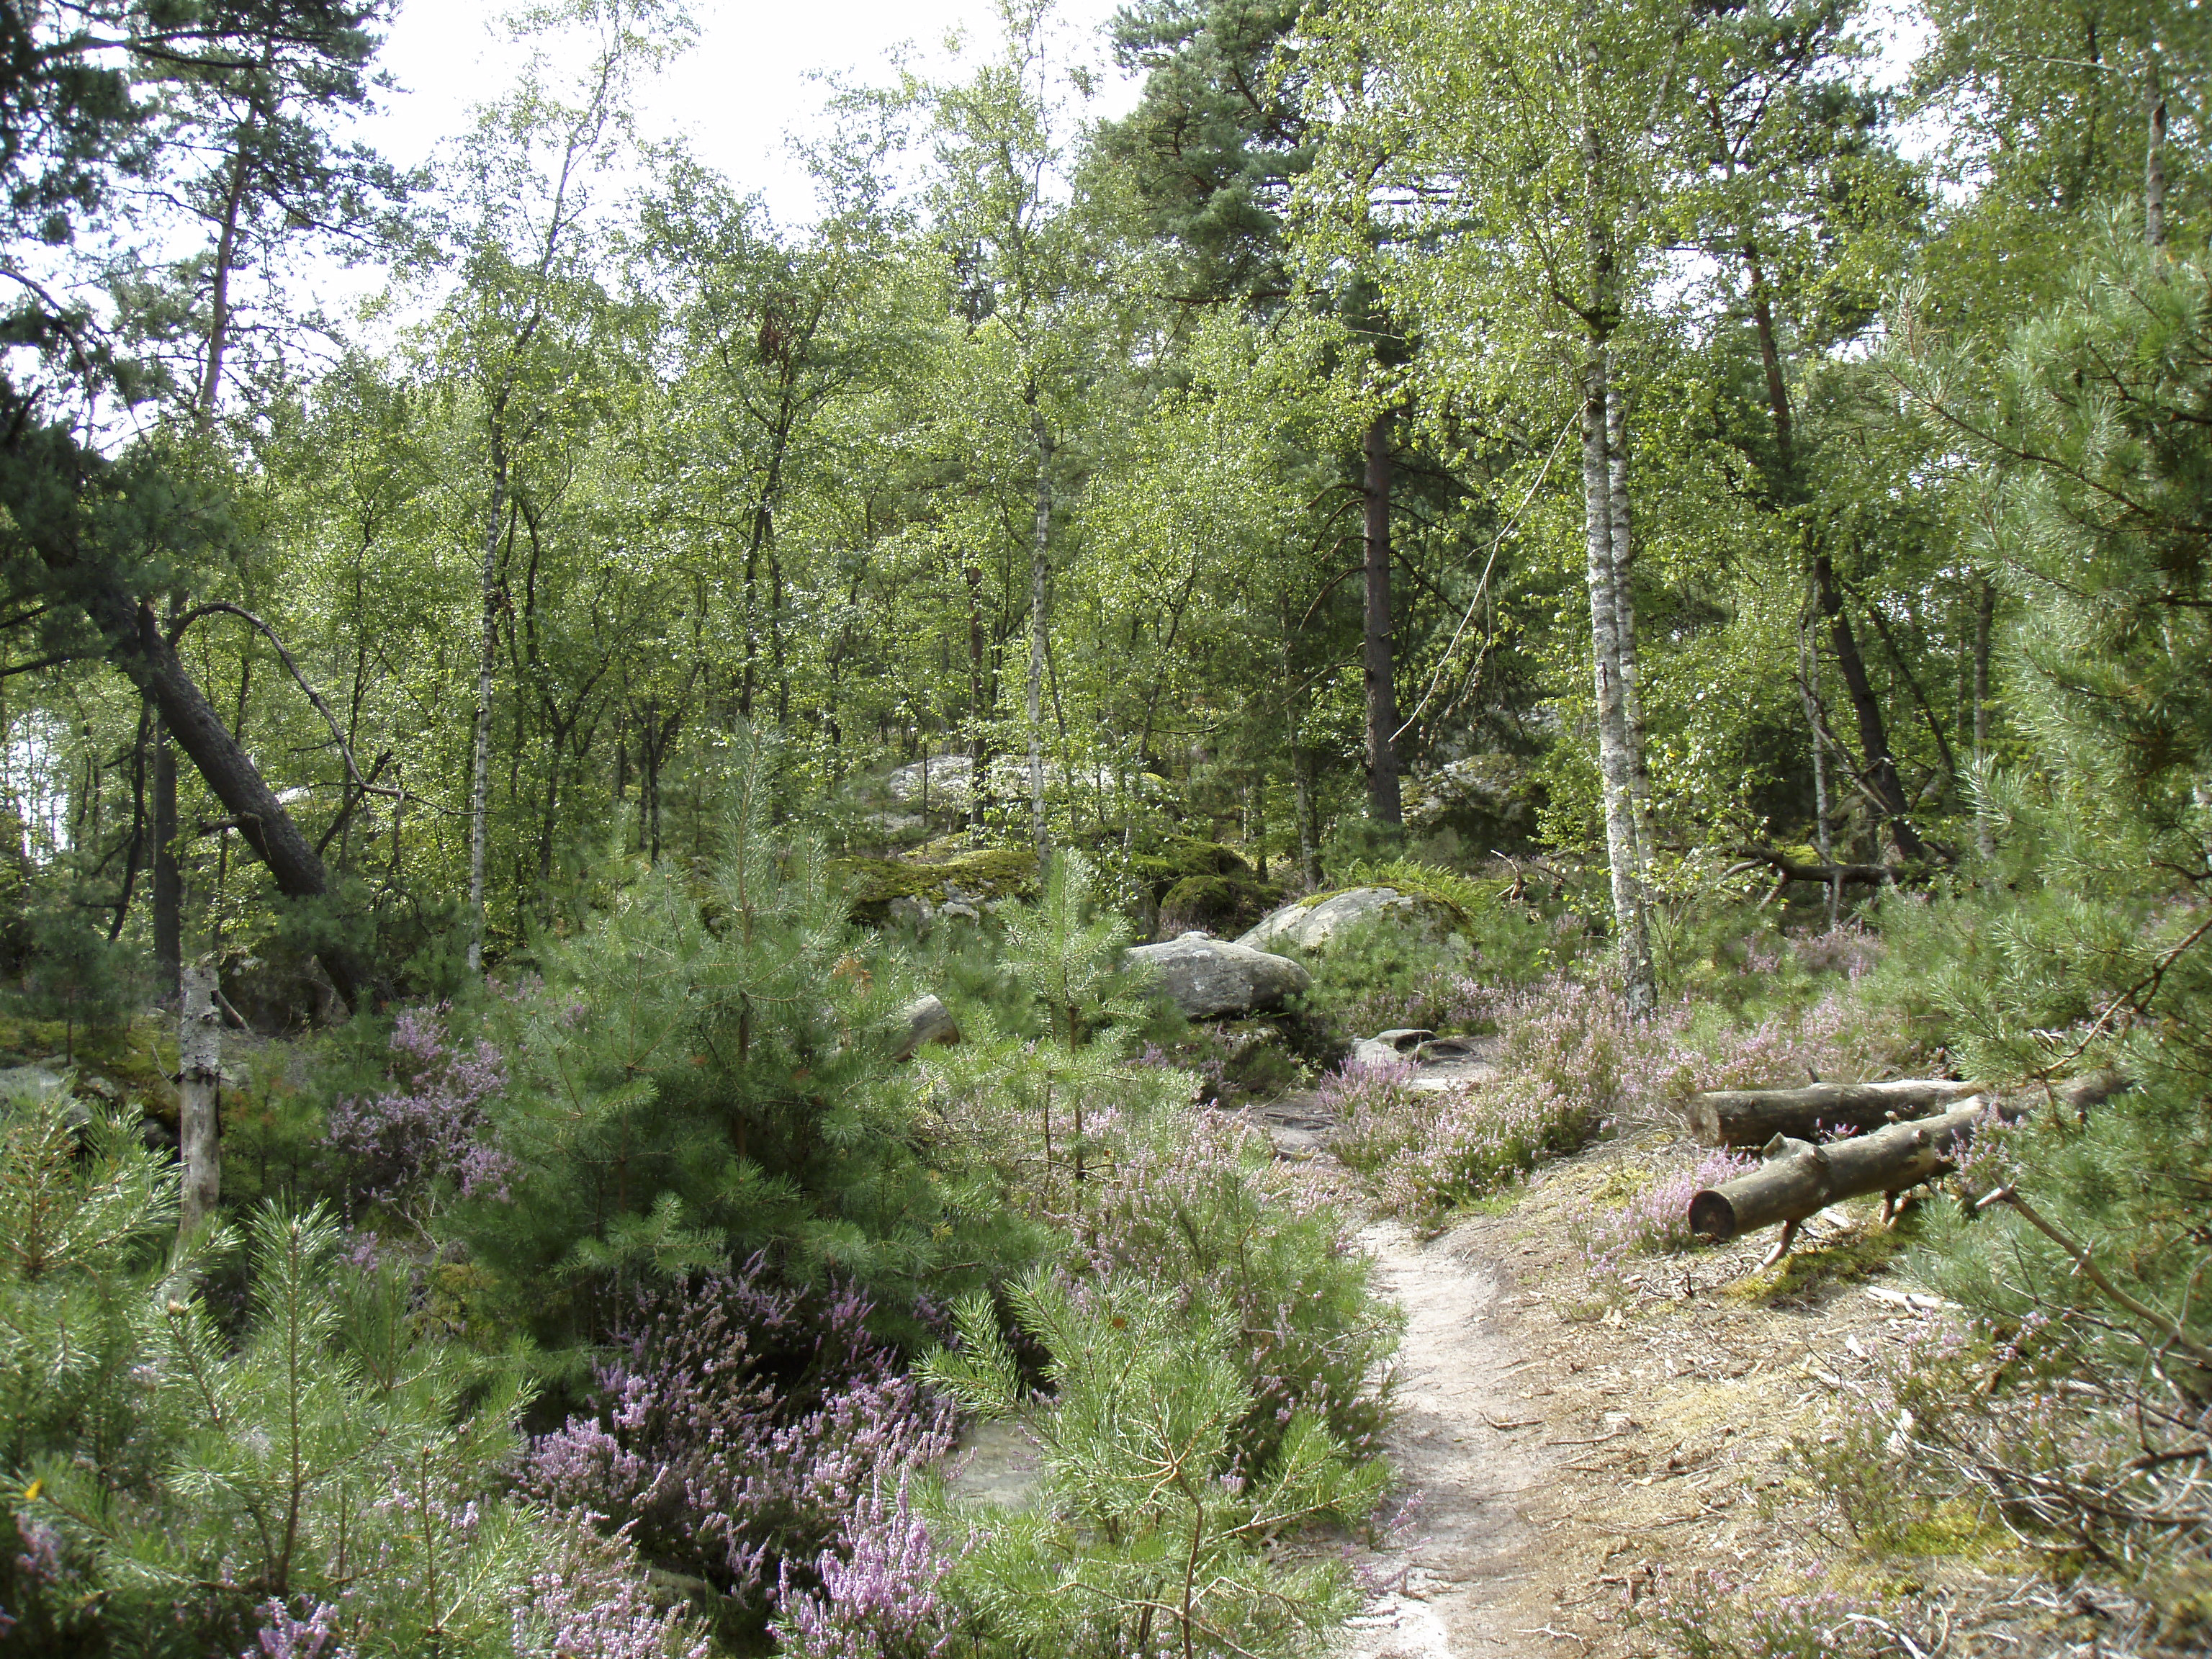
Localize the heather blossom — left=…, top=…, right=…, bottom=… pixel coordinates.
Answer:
left=771, top=1476, right=956, bottom=1659
left=328, top=1004, right=515, bottom=1236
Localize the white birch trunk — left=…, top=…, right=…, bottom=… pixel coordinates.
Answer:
left=1605, top=382, right=1653, bottom=879
left=176, top=962, right=221, bottom=1244
left=1583, top=349, right=1655, bottom=1012
left=1800, top=611, right=1839, bottom=925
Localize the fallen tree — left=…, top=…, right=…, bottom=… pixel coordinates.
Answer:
left=1688, top=1099, right=1993, bottom=1261
left=1685, top=1078, right=1987, bottom=1146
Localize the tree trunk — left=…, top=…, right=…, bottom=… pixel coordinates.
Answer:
left=176, top=961, right=221, bottom=1244
left=1974, top=575, right=1995, bottom=862
left=1363, top=410, right=1401, bottom=827
left=1799, top=609, right=1839, bottom=925
left=1582, top=350, right=1655, bottom=1012
left=153, top=715, right=180, bottom=993
left=95, top=591, right=369, bottom=1010
left=1689, top=1100, right=1991, bottom=1242
left=1028, top=405, right=1052, bottom=866
left=469, top=448, right=504, bottom=974
left=1605, top=384, right=1651, bottom=876
left=2146, top=50, right=2167, bottom=248
left=1814, top=546, right=1925, bottom=862
left=1686, top=1078, right=1987, bottom=1148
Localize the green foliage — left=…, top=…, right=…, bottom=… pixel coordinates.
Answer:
left=470, top=737, right=1028, bottom=1345
left=922, top=1268, right=1383, bottom=1659
left=0, top=1079, right=687, bottom=1657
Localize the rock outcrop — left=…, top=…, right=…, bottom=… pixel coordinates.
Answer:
left=1238, top=886, right=1456, bottom=954
left=1125, top=932, right=1311, bottom=1018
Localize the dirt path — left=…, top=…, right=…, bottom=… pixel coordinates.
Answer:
left=1338, top=1221, right=1555, bottom=1658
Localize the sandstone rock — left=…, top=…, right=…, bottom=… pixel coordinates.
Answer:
left=1350, top=1028, right=1434, bottom=1069
left=1124, top=932, right=1312, bottom=1019
left=894, top=994, right=962, bottom=1061
left=1238, top=886, right=1455, bottom=953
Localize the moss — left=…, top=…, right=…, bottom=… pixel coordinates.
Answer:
left=0, top=1012, right=179, bottom=1120
left=829, top=848, right=1040, bottom=922
left=1726, top=1213, right=1912, bottom=1305
left=1158, top=873, right=1279, bottom=937
left=1129, top=837, right=1252, bottom=898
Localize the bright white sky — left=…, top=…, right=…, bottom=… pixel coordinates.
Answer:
left=360, top=0, right=1146, bottom=226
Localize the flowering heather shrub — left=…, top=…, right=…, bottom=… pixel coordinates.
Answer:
left=1786, top=920, right=1884, bottom=980
left=512, top=1518, right=713, bottom=1659
left=1624, top=1565, right=1951, bottom=1658
left=242, top=1599, right=349, bottom=1659
left=1061, top=1106, right=1399, bottom=1465
left=1326, top=1056, right=1595, bottom=1216
left=327, top=1004, right=514, bottom=1232
left=518, top=1262, right=955, bottom=1629
left=772, top=1477, right=955, bottom=1659
left=1578, top=1148, right=1756, bottom=1288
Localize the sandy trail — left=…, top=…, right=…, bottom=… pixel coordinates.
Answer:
left=1339, top=1221, right=1554, bottom=1659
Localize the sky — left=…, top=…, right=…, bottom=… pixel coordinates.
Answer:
left=359, top=0, right=1147, bottom=228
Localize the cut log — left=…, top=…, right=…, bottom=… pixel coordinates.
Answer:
left=1689, top=1100, right=1992, bottom=1243
left=1684, top=1079, right=1987, bottom=1147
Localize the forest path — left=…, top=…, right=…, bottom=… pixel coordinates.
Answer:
left=1333, top=1220, right=1554, bottom=1659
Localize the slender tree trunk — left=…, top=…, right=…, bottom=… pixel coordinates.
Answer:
left=469, top=445, right=505, bottom=974
left=1974, top=576, right=1995, bottom=863
left=1814, top=547, right=1925, bottom=862
left=1745, top=245, right=1922, bottom=864
left=1028, top=405, right=1052, bottom=866
left=1800, top=609, right=1839, bottom=926
left=1363, top=410, right=1401, bottom=826
left=966, top=559, right=988, bottom=835
left=1582, top=349, right=1655, bottom=1010
left=153, top=718, right=180, bottom=993
left=1605, top=382, right=1651, bottom=876
left=2146, top=50, right=2167, bottom=249
left=176, top=961, right=221, bottom=1244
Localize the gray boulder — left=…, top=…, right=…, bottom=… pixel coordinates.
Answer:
left=1238, top=886, right=1455, bottom=953
left=1125, top=932, right=1312, bottom=1019
left=1349, top=1028, right=1434, bottom=1069
left=894, top=994, right=962, bottom=1061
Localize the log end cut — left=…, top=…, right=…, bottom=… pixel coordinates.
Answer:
left=1688, top=1187, right=1739, bottom=1243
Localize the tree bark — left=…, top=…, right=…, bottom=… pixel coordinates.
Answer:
left=176, top=961, right=221, bottom=1244
left=1028, top=403, right=1052, bottom=866
left=1689, top=1100, right=1991, bottom=1242
left=153, top=713, right=180, bottom=993
left=468, top=446, right=504, bottom=974
left=1605, top=385, right=1651, bottom=876
left=1974, top=575, right=1995, bottom=862
left=1685, top=1078, right=1987, bottom=1148
left=96, top=592, right=369, bottom=1010
left=1363, top=408, right=1401, bottom=826
left=1814, top=547, right=1925, bottom=862
left=1799, top=612, right=1839, bottom=925
left=1582, top=350, right=1655, bottom=1012
left=2146, top=49, right=2167, bottom=249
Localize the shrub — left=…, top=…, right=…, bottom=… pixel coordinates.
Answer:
left=1623, top=1564, right=1952, bottom=1659
left=0, top=1082, right=665, bottom=1657
left=1284, top=914, right=1487, bottom=1045
left=771, top=1475, right=956, bottom=1659
left=1061, top=1105, right=1400, bottom=1465
left=1328, top=1057, right=1596, bottom=1218
left=1577, top=1148, right=1757, bottom=1290
left=921, top=1269, right=1385, bottom=1659
left=518, top=1262, right=956, bottom=1638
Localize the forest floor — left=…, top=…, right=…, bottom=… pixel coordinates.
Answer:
left=1242, top=1084, right=2028, bottom=1659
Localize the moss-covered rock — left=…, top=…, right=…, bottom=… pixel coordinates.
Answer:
left=829, top=847, right=1041, bottom=923
left=1157, top=873, right=1280, bottom=938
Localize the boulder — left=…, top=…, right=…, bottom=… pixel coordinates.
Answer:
left=1349, top=1028, right=1433, bottom=1069
left=1125, top=932, right=1312, bottom=1019
left=894, top=994, right=961, bottom=1061
left=1238, top=886, right=1455, bottom=954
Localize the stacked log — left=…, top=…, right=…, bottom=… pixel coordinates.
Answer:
left=1684, top=1079, right=1985, bottom=1146
left=1689, top=1100, right=1990, bottom=1249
